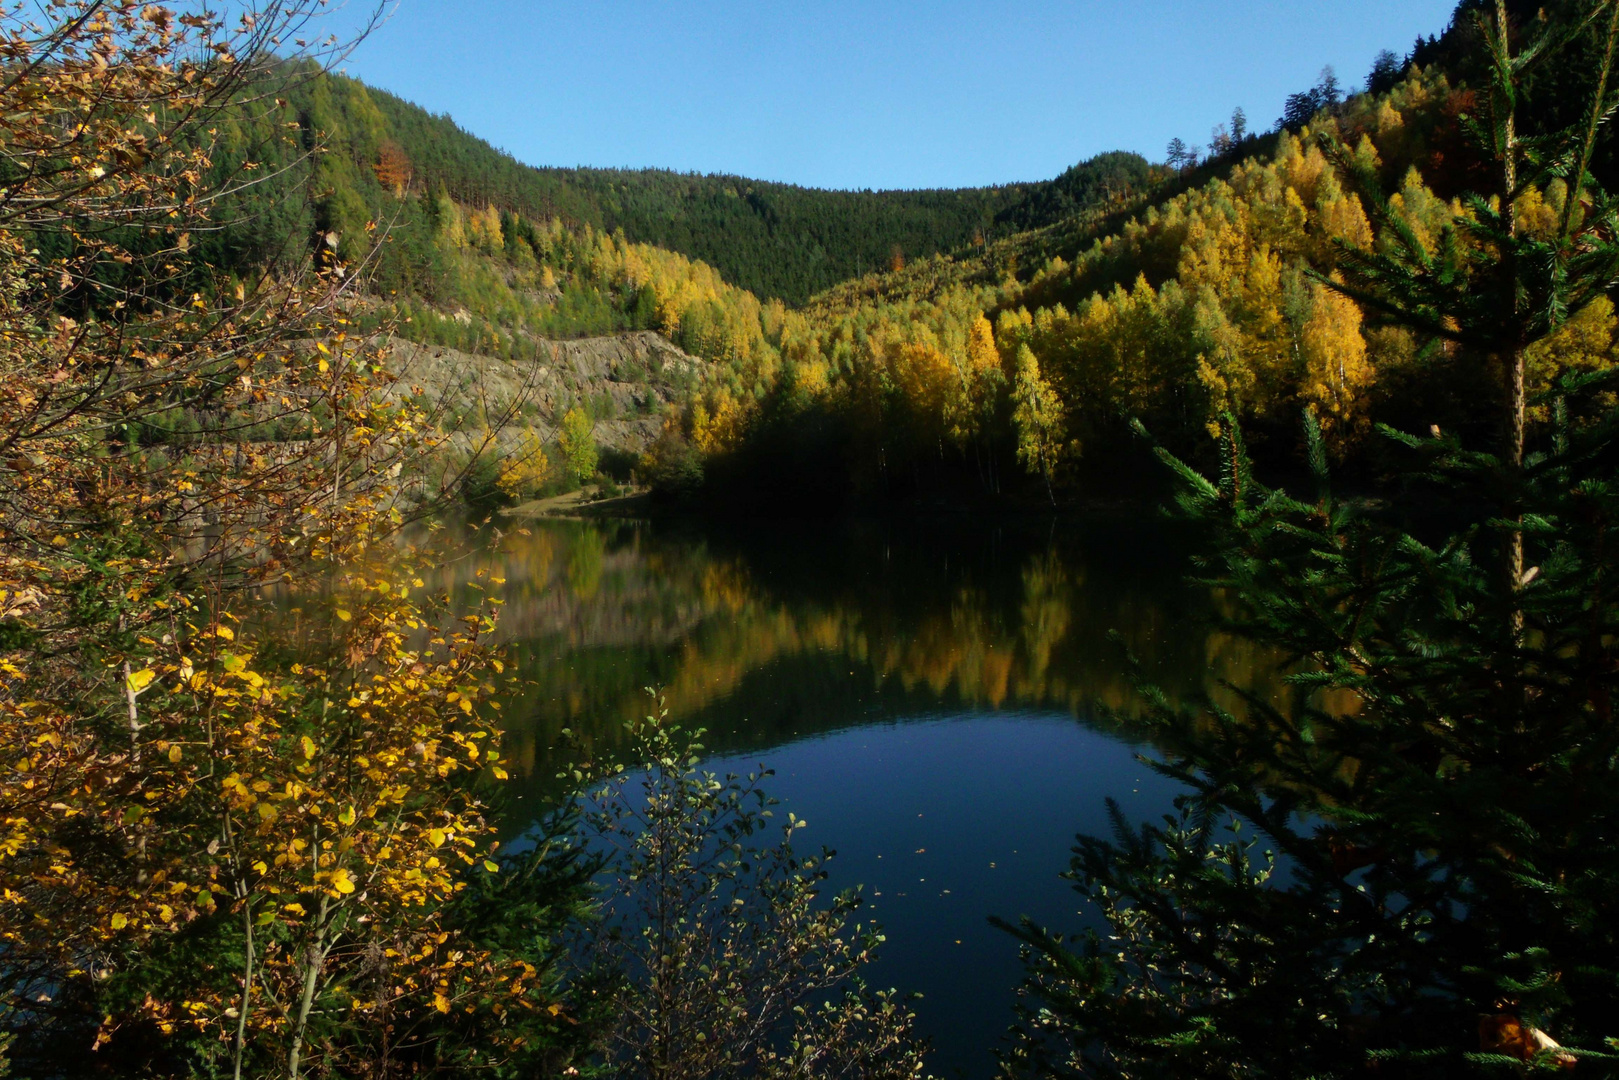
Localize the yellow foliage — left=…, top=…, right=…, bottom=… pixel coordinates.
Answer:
left=1300, top=279, right=1375, bottom=444
left=967, top=313, right=1000, bottom=377
left=1527, top=295, right=1618, bottom=416
left=1375, top=99, right=1405, bottom=134
left=692, top=389, right=748, bottom=455
left=789, top=358, right=831, bottom=400
left=0, top=11, right=541, bottom=1067
left=1514, top=185, right=1563, bottom=242
left=466, top=204, right=504, bottom=253
left=498, top=429, right=552, bottom=498
left=889, top=341, right=964, bottom=439
left=703, top=65, right=1493, bottom=472
left=1013, top=345, right=1066, bottom=487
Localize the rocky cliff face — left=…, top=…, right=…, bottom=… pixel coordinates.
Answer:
left=389, top=330, right=704, bottom=456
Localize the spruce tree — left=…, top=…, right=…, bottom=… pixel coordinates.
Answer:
left=1000, top=4, right=1619, bottom=1078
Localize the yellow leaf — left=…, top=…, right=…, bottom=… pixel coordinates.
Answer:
left=483, top=860, right=500, bottom=873
left=167, top=744, right=182, bottom=764
left=492, top=767, right=509, bottom=781
left=301, top=736, right=316, bottom=760
left=110, top=914, right=128, bottom=930
left=428, top=829, right=446, bottom=848
left=458, top=698, right=473, bottom=715
left=338, top=805, right=356, bottom=826
left=125, top=668, right=156, bottom=695
left=215, top=625, right=235, bottom=642
left=330, top=868, right=356, bottom=895
left=335, top=609, right=352, bottom=623
left=433, top=992, right=450, bottom=1014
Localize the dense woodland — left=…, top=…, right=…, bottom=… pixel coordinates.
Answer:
left=173, top=0, right=1619, bottom=513
left=264, top=70, right=1105, bottom=307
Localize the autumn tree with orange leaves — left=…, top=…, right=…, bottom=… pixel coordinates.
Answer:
left=0, top=3, right=595, bottom=1076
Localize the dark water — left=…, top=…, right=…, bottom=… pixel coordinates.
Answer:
left=445, top=516, right=1283, bottom=1078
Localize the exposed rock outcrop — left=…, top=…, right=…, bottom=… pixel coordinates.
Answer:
left=389, top=330, right=703, bottom=456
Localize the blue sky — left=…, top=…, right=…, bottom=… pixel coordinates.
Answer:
left=329, top=0, right=1460, bottom=191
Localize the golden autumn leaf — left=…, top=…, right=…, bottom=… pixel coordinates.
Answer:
left=125, top=668, right=156, bottom=695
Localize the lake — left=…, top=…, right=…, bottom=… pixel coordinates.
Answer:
left=447, top=515, right=1281, bottom=1078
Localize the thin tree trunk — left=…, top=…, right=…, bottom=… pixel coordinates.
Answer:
left=122, top=658, right=141, bottom=752
left=1497, top=0, right=1526, bottom=637
left=233, top=898, right=255, bottom=1080
left=287, top=895, right=331, bottom=1080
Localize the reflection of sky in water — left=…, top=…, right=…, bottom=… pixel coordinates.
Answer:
left=469, top=518, right=1288, bottom=1077
left=705, top=715, right=1185, bottom=1080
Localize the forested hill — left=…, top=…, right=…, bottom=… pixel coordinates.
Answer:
left=295, top=71, right=1155, bottom=304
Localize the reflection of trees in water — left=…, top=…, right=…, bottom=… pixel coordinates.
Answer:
left=1021, top=550, right=1071, bottom=689
left=463, top=519, right=1295, bottom=787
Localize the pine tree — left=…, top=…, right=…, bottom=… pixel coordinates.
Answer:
left=1001, top=5, right=1619, bottom=1078
left=1324, top=0, right=1619, bottom=613
left=1367, top=48, right=1404, bottom=95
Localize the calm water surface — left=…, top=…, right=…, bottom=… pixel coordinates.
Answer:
left=451, top=516, right=1279, bottom=1078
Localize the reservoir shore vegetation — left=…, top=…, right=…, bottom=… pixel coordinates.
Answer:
left=4, top=0, right=1619, bottom=1078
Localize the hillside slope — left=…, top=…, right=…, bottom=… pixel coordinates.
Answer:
left=651, top=44, right=1619, bottom=508
left=283, top=71, right=1154, bottom=306
left=394, top=330, right=702, bottom=457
